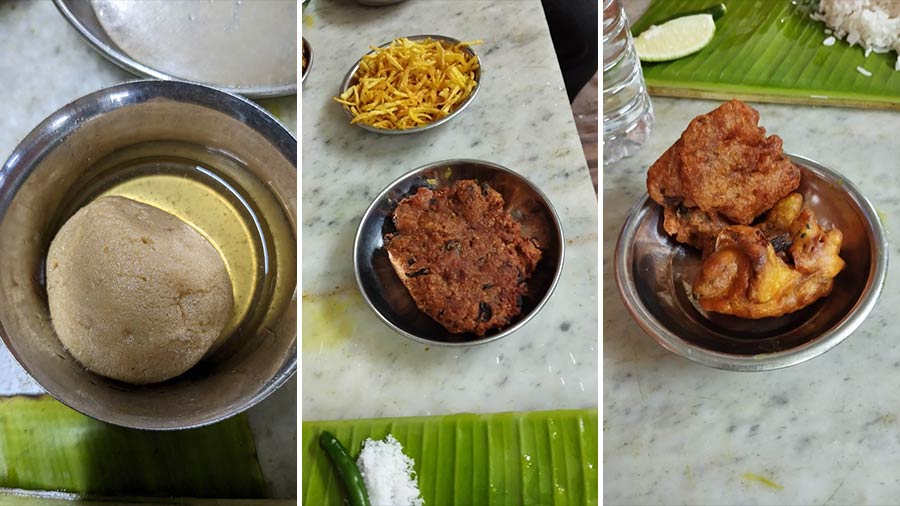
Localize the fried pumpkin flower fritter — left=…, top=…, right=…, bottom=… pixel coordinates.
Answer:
left=692, top=194, right=845, bottom=319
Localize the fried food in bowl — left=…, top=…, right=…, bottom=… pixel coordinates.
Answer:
left=336, top=35, right=482, bottom=133
left=616, top=154, right=885, bottom=371
left=355, top=160, right=564, bottom=345
left=693, top=194, right=845, bottom=319
left=615, top=99, right=886, bottom=370
left=645, top=99, right=845, bottom=319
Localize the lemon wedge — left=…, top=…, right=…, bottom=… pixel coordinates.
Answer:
left=635, top=13, right=716, bottom=62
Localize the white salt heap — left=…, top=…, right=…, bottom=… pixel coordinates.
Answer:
left=357, top=434, right=424, bottom=506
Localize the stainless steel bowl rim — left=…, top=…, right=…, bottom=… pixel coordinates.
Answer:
left=0, top=79, right=296, bottom=221
left=354, top=158, right=565, bottom=347
left=52, top=0, right=296, bottom=99
left=355, top=0, right=410, bottom=5
left=0, top=79, right=297, bottom=429
left=614, top=153, right=888, bottom=372
left=302, top=37, right=313, bottom=85
left=338, top=34, right=482, bottom=135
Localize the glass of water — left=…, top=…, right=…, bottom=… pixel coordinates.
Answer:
left=602, top=0, right=654, bottom=165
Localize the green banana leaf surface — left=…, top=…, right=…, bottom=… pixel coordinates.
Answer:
left=0, top=492, right=294, bottom=506
left=302, top=409, right=598, bottom=506
left=0, top=395, right=266, bottom=498
left=632, top=0, right=900, bottom=109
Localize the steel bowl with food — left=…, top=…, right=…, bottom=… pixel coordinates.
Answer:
left=354, top=159, right=564, bottom=346
left=615, top=154, right=886, bottom=371
left=337, top=34, right=482, bottom=135
left=0, top=80, right=297, bottom=429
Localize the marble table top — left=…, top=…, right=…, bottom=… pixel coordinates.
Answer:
left=0, top=0, right=296, bottom=498
left=603, top=14, right=900, bottom=503
left=301, top=0, right=599, bottom=421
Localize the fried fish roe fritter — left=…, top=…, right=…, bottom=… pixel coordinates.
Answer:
left=692, top=196, right=845, bottom=319
left=647, top=100, right=801, bottom=253
left=384, top=180, right=542, bottom=336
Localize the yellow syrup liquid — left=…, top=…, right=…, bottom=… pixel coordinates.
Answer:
left=48, top=141, right=296, bottom=358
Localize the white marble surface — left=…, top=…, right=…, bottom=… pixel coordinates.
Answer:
left=0, top=0, right=296, bottom=498
left=301, top=0, right=598, bottom=420
left=603, top=98, right=900, bottom=504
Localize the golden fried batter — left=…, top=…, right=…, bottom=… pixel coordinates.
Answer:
left=645, top=100, right=844, bottom=319
left=757, top=192, right=803, bottom=257
left=647, top=100, right=800, bottom=253
left=759, top=192, right=803, bottom=234
left=662, top=205, right=732, bottom=253
left=692, top=197, right=844, bottom=319
left=678, top=100, right=800, bottom=224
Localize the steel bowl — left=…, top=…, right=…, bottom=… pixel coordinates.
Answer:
left=302, top=37, right=313, bottom=85
left=338, top=35, right=482, bottom=135
left=53, top=0, right=297, bottom=98
left=0, top=80, right=297, bottom=429
left=615, top=154, right=887, bottom=371
left=354, top=159, right=564, bottom=346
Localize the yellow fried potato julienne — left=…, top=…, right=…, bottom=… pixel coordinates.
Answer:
left=335, top=37, right=482, bottom=130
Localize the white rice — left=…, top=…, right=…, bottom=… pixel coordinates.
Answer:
left=823, top=35, right=837, bottom=46
left=357, top=434, right=424, bottom=506
left=857, top=65, right=873, bottom=76
left=812, top=0, right=900, bottom=70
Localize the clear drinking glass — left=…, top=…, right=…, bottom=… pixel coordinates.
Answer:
left=602, top=0, right=654, bottom=165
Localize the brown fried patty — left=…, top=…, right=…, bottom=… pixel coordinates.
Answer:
left=648, top=99, right=800, bottom=226
left=647, top=100, right=800, bottom=255
left=384, top=179, right=542, bottom=336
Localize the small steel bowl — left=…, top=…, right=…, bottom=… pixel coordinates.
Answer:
left=338, top=35, right=482, bottom=135
left=302, top=37, right=313, bottom=85
left=0, top=80, right=297, bottom=429
left=354, top=159, right=564, bottom=346
left=615, top=154, right=887, bottom=371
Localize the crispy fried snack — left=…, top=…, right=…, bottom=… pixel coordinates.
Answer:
left=757, top=192, right=803, bottom=255
left=334, top=37, right=481, bottom=130
left=384, top=180, right=542, bottom=336
left=692, top=194, right=844, bottom=319
left=662, top=204, right=732, bottom=254
left=647, top=100, right=801, bottom=253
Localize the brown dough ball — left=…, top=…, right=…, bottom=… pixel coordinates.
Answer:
left=46, top=196, right=233, bottom=384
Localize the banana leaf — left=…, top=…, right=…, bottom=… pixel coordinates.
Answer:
left=0, top=490, right=295, bottom=506
left=302, top=409, right=599, bottom=506
left=0, top=395, right=266, bottom=498
left=632, top=0, right=900, bottom=109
